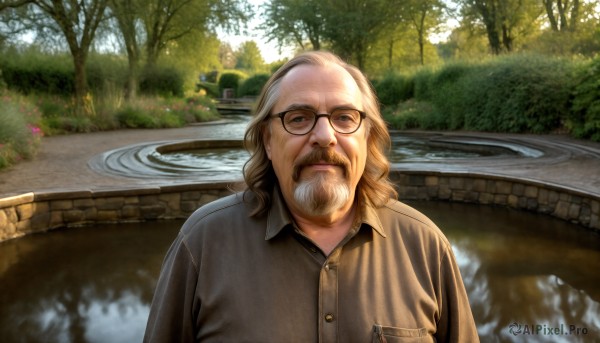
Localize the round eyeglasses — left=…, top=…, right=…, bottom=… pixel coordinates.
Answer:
left=274, top=108, right=366, bottom=135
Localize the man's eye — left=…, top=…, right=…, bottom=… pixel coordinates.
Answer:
left=290, top=115, right=308, bottom=122
left=286, top=111, right=313, bottom=124
left=333, top=111, right=358, bottom=123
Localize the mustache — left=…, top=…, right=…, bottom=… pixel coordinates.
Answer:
left=292, top=148, right=350, bottom=181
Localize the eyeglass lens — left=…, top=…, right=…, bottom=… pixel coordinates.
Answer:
left=282, top=109, right=362, bottom=134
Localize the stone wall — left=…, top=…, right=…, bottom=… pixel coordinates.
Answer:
left=390, top=171, right=599, bottom=230
left=0, top=182, right=244, bottom=242
left=1, top=172, right=598, bottom=243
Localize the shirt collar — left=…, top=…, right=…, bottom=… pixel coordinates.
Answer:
left=264, top=186, right=387, bottom=240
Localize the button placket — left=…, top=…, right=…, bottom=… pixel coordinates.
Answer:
left=319, top=249, right=341, bottom=343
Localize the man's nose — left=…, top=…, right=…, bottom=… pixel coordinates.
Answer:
left=310, top=116, right=337, bottom=147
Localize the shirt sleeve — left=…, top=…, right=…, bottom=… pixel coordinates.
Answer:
left=143, top=233, right=200, bottom=343
left=435, top=246, right=480, bottom=343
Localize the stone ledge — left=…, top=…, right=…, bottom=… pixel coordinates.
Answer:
left=0, top=193, right=34, bottom=208
left=1, top=171, right=598, bottom=243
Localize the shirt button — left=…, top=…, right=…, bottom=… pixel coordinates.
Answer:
left=325, top=314, right=335, bottom=322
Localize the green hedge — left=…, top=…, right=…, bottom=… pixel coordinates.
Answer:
left=373, top=72, right=414, bottom=107
left=385, top=54, right=576, bottom=134
left=239, top=73, right=270, bottom=97
left=218, top=70, right=247, bottom=98
left=140, top=65, right=184, bottom=97
left=1, top=51, right=74, bottom=96
left=569, top=57, right=600, bottom=141
left=0, top=50, right=183, bottom=97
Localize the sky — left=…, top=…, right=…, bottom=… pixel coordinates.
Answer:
left=218, top=0, right=296, bottom=63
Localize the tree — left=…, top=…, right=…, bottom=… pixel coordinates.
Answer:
left=259, top=0, right=405, bottom=70
left=219, top=42, right=237, bottom=69
left=235, top=40, right=264, bottom=71
left=105, top=0, right=250, bottom=99
left=0, top=0, right=31, bottom=10
left=260, top=0, right=324, bottom=51
left=459, top=0, right=542, bottom=54
left=32, top=0, right=109, bottom=116
left=543, top=0, right=580, bottom=32
left=142, top=0, right=251, bottom=68
left=401, top=0, right=446, bottom=65
left=107, top=0, right=141, bottom=99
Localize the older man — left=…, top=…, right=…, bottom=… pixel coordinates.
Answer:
left=144, top=51, right=479, bottom=342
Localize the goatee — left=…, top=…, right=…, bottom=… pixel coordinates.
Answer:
left=292, top=148, right=351, bottom=216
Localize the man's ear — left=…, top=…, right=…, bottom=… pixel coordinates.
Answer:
left=262, top=124, right=272, bottom=160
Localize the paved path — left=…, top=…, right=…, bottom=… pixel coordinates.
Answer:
left=1, top=122, right=599, bottom=199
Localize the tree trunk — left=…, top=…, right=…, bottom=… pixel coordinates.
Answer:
left=125, top=53, right=139, bottom=100
left=543, top=0, right=560, bottom=31
left=72, top=51, right=93, bottom=117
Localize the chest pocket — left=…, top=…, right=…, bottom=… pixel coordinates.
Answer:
left=373, top=324, right=435, bottom=343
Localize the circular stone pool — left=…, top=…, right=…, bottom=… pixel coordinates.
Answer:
left=88, top=133, right=542, bottom=181
left=0, top=201, right=597, bottom=342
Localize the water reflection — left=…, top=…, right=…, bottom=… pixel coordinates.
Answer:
left=413, top=201, right=600, bottom=342
left=0, top=222, right=181, bottom=343
left=0, top=203, right=598, bottom=342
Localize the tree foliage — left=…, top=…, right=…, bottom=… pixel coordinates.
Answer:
left=260, top=0, right=324, bottom=50
left=235, top=40, right=265, bottom=71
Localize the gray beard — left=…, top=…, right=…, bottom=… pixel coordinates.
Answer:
left=293, top=173, right=350, bottom=216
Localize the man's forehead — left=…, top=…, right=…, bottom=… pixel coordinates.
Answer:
left=277, top=64, right=362, bottom=105
left=282, top=63, right=356, bottom=84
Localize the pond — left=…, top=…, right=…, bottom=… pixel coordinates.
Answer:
left=90, top=130, right=541, bottom=181
left=0, top=201, right=598, bottom=342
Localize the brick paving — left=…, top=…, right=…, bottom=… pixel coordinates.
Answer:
left=1, top=126, right=599, bottom=199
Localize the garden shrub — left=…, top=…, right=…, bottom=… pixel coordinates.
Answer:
left=0, top=50, right=74, bottom=96
left=239, top=73, right=270, bottom=97
left=412, top=67, right=435, bottom=101
left=115, top=96, right=219, bottom=129
left=116, top=106, right=158, bottom=128
left=472, top=55, right=573, bottom=133
left=406, top=54, right=574, bottom=134
left=218, top=71, right=247, bottom=98
left=86, top=54, right=128, bottom=94
left=569, top=57, right=600, bottom=141
left=374, top=73, right=414, bottom=107
left=196, top=82, right=220, bottom=98
left=428, top=61, right=477, bottom=130
left=0, top=91, right=43, bottom=169
left=384, top=100, right=437, bottom=130
left=140, top=65, right=184, bottom=97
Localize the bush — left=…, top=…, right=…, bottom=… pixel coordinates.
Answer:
left=0, top=49, right=128, bottom=96
left=218, top=71, right=247, bottom=98
left=400, top=54, right=575, bottom=134
left=0, top=50, right=74, bottom=96
left=239, top=73, right=270, bottom=97
left=569, top=57, right=600, bottom=141
left=86, top=54, right=128, bottom=94
left=384, top=100, right=437, bottom=130
left=412, top=68, right=435, bottom=101
left=196, top=82, right=220, bottom=98
left=116, top=106, right=159, bottom=128
left=115, top=96, right=219, bottom=129
left=0, top=91, right=43, bottom=169
left=477, top=55, right=572, bottom=133
left=373, top=73, right=414, bottom=107
left=140, top=65, right=184, bottom=97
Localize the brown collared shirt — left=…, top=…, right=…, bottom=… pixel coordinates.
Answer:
left=144, top=189, right=479, bottom=342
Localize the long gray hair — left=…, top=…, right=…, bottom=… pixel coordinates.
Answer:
left=243, top=51, right=397, bottom=217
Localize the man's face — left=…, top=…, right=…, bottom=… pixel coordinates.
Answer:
left=263, top=64, right=368, bottom=218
